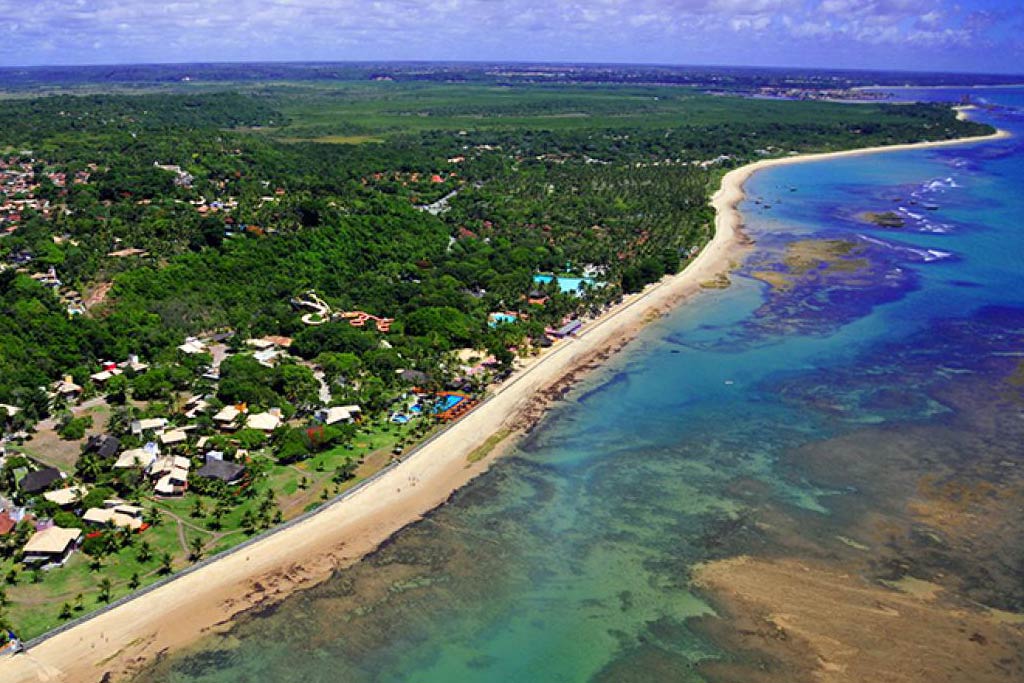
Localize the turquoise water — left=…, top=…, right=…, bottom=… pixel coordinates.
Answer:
left=437, top=394, right=465, bottom=412
left=142, top=91, right=1024, bottom=682
left=489, top=312, right=518, bottom=327
left=534, top=274, right=597, bottom=294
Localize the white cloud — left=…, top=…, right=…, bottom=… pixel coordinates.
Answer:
left=0, top=0, right=1013, bottom=69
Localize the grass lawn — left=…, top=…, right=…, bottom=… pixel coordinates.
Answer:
left=0, top=414, right=437, bottom=640
left=238, top=81, right=941, bottom=143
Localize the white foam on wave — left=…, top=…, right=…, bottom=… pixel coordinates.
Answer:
left=899, top=208, right=925, bottom=221
left=857, top=234, right=955, bottom=262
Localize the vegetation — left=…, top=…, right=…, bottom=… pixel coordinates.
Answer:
left=0, top=77, right=994, bottom=641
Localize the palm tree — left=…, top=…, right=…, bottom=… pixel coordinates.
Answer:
left=240, top=510, right=255, bottom=535
left=189, top=537, right=204, bottom=563
left=136, top=540, right=152, bottom=563
left=158, top=552, right=173, bottom=575
left=98, top=578, right=112, bottom=603
left=128, top=572, right=140, bottom=590
left=0, top=610, right=12, bottom=644
left=207, top=507, right=223, bottom=531
left=75, top=452, right=104, bottom=482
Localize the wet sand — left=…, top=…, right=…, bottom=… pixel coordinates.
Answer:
left=692, top=556, right=1024, bottom=683
left=1, top=126, right=1010, bottom=683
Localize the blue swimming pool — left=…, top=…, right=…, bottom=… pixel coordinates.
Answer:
left=533, top=274, right=597, bottom=294
left=489, top=313, right=518, bottom=327
left=438, top=394, right=465, bottom=412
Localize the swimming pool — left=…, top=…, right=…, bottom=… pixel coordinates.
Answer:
left=437, top=394, right=465, bottom=412
left=489, top=312, right=518, bottom=327
left=533, top=274, right=597, bottom=294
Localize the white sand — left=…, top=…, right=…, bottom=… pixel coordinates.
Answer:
left=1, top=124, right=1009, bottom=683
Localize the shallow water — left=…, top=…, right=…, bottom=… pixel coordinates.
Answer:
left=142, top=89, right=1024, bottom=682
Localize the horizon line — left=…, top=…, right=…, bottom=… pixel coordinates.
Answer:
left=1, top=57, right=1023, bottom=81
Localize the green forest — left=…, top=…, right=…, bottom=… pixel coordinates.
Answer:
left=0, top=84, right=991, bottom=413
left=0, top=81, right=995, bottom=641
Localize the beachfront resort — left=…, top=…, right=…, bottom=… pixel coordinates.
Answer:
left=0, top=264, right=617, bottom=643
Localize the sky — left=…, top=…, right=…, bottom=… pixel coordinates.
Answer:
left=1, top=0, right=1022, bottom=74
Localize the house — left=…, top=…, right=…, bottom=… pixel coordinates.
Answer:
left=533, top=335, right=554, bottom=349
left=42, top=486, right=87, bottom=508
left=253, top=347, right=282, bottom=367
left=154, top=468, right=189, bottom=496
left=84, top=434, right=121, bottom=459
left=148, top=455, right=191, bottom=479
left=246, top=410, right=282, bottom=432
left=184, top=396, right=210, bottom=419
left=21, top=526, right=81, bottom=566
left=399, top=369, right=431, bottom=385
left=195, top=459, right=246, bottom=484
left=245, top=338, right=275, bottom=351
left=527, top=290, right=550, bottom=306
left=159, top=427, right=193, bottom=446
left=177, top=337, right=207, bottom=355
left=114, top=447, right=156, bottom=470
left=89, top=367, right=123, bottom=384
left=105, top=501, right=143, bottom=519
left=130, top=418, right=168, bottom=436
left=551, top=319, right=583, bottom=339
left=148, top=455, right=191, bottom=495
left=262, top=335, right=293, bottom=348
left=19, top=467, right=63, bottom=495
left=82, top=505, right=143, bottom=531
left=53, top=375, right=82, bottom=400
left=120, top=355, right=149, bottom=374
left=213, top=404, right=247, bottom=429
left=0, top=511, right=16, bottom=536
left=315, top=405, right=362, bottom=426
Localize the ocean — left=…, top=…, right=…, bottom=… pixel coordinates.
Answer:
left=140, top=88, right=1024, bottom=682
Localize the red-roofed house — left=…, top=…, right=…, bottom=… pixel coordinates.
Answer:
left=0, top=511, right=15, bottom=536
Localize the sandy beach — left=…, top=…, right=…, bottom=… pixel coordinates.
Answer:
left=1, top=124, right=1010, bottom=683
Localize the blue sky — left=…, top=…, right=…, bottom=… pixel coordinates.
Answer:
left=1, top=0, right=1022, bottom=73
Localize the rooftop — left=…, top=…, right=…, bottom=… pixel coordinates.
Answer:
left=23, top=526, right=81, bottom=555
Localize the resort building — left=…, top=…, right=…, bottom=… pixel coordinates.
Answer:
left=0, top=511, right=15, bottom=536
left=82, top=505, right=144, bottom=531
left=89, top=367, right=123, bottom=384
left=42, top=486, right=87, bottom=508
left=114, top=447, right=157, bottom=470
left=213, top=404, right=247, bottom=430
left=52, top=375, right=83, bottom=401
left=153, top=467, right=189, bottom=497
left=551, top=319, right=583, bottom=338
left=131, top=418, right=168, bottom=436
left=246, top=410, right=282, bottom=432
left=195, top=459, right=246, bottom=484
left=159, top=428, right=192, bottom=446
left=18, top=467, right=63, bottom=495
left=84, top=434, right=121, bottom=459
left=22, top=526, right=82, bottom=567
left=177, top=337, right=207, bottom=355
left=315, top=405, right=362, bottom=425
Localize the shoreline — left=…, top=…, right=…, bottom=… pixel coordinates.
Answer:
left=1, top=125, right=1010, bottom=683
